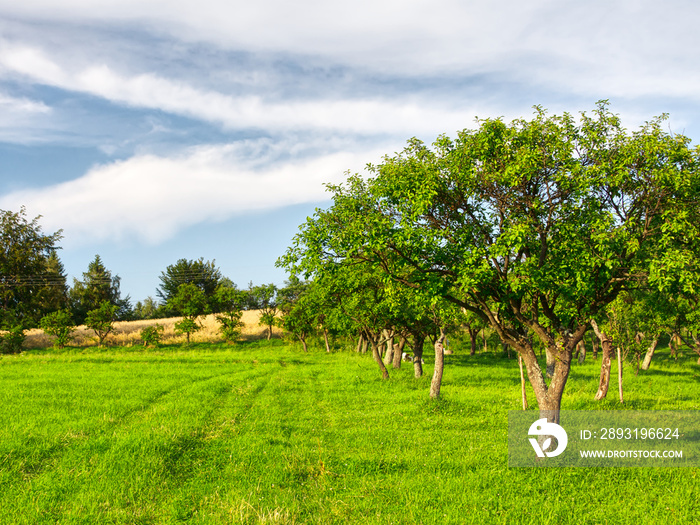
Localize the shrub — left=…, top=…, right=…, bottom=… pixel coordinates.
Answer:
left=0, top=326, right=25, bottom=354
left=174, top=318, right=201, bottom=344
left=169, top=284, right=207, bottom=344
left=39, top=309, right=76, bottom=349
left=85, top=301, right=118, bottom=347
left=140, top=324, right=164, bottom=347
left=214, top=285, right=245, bottom=344
left=216, top=310, right=244, bottom=344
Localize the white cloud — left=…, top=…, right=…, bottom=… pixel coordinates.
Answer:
left=0, top=140, right=389, bottom=245
left=0, top=92, right=51, bottom=114
left=1, top=0, right=698, bottom=87
left=0, top=40, right=485, bottom=137
left=0, top=91, right=55, bottom=144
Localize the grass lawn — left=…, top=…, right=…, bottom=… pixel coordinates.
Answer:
left=1, top=341, right=699, bottom=524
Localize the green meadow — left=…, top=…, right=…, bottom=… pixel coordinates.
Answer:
left=1, top=341, right=699, bottom=524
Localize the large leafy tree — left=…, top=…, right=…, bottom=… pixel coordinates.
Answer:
left=283, top=103, right=700, bottom=420
left=0, top=207, right=63, bottom=331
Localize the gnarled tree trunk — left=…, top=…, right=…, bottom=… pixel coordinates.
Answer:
left=519, top=341, right=574, bottom=424
left=382, top=329, right=394, bottom=366
left=298, top=335, right=308, bottom=352
left=411, top=333, right=425, bottom=378
left=392, top=335, right=406, bottom=369
left=591, top=320, right=613, bottom=401
left=676, top=332, right=700, bottom=365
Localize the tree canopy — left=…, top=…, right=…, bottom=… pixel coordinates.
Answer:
left=0, top=207, right=63, bottom=330
left=69, top=255, right=130, bottom=324
left=280, top=102, right=700, bottom=418
left=157, top=258, right=223, bottom=315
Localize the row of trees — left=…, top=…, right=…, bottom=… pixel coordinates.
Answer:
left=275, top=102, right=700, bottom=419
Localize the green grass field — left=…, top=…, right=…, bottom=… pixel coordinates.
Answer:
left=1, top=341, right=699, bottom=524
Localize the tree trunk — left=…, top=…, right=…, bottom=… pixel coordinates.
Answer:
left=591, top=320, right=613, bottom=401
left=392, top=336, right=406, bottom=369
left=617, top=347, right=623, bottom=403
left=370, top=338, right=389, bottom=380
left=361, top=337, right=368, bottom=354
left=482, top=329, right=488, bottom=353
left=592, top=335, right=599, bottom=360
left=640, top=337, right=659, bottom=371
left=299, top=335, right=308, bottom=352
left=518, top=355, right=528, bottom=410
left=382, top=329, right=394, bottom=366
left=323, top=329, right=331, bottom=353
left=468, top=327, right=479, bottom=356
left=519, top=342, right=573, bottom=424
left=356, top=333, right=363, bottom=353
left=669, top=333, right=678, bottom=359
left=675, top=332, right=700, bottom=365
left=545, top=347, right=556, bottom=378
left=411, top=334, right=425, bottom=378
left=267, top=324, right=272, bottom=340
left=429, top=330, right=446, bottom=399
left=577, top=339, right=587, bottom=364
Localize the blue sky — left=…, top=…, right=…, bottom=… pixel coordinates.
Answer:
left=1, top=0, right=699, bottom=303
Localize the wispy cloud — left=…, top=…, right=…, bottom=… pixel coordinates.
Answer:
left=0, top=39, right=487, bottom=137
left=0, top=139, right=388, bottom=245
left=2, top=0, right=698, bottom=95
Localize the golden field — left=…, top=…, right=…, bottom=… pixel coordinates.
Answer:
left=22, top=310, right=283, bottom=349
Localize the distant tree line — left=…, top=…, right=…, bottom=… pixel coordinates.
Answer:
left=0, top=208, right=282, bottom=351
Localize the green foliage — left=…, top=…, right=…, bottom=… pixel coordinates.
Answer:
left=169, top=283, right=207, bottom=344
left=69, top=255, right=131, bottom=324
left=215, top=311, right=244, bottom=344
left=168, top=283, right=207, bottom=319
left=214, top=285, right=245, bottom=344
left=0, top=325, right=25, bottom=354
left=133, top=296, right=165, bottom=320
left=37, top=251, right=69, bottom=315
left=140, top=324, right=164, bottom=347
left=0, top=206, right=63, bottom=330
left=248, top=283, right=278, bottom=340
left=39, top=309, right=76, bottom=349
left=280, top=102, right=700, bottom=410
left=173, top=318, right=201, bottom=344
left=276, top=277, right=317, bottom=350
left=157, top=258, right=223, bottom=314
left=85, top=300, right=118, bottom=347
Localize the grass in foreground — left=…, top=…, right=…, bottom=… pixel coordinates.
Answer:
left=0, top=342, right=699, bottom=524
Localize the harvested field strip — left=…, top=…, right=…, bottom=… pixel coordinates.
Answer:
left=22, top=310, right=284, bottom=349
